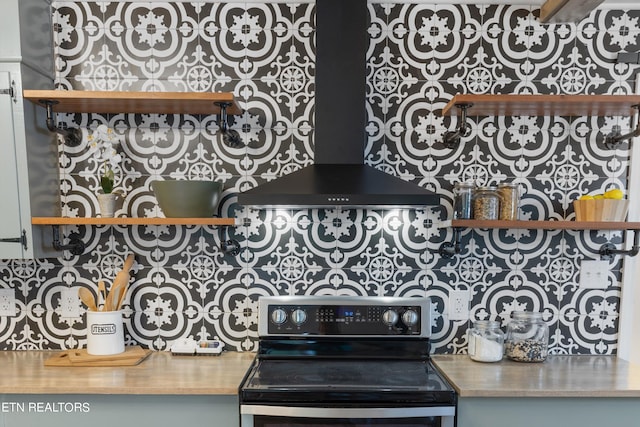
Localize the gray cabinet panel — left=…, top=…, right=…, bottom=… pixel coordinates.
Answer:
left=0, top=394, right=239, bottom=427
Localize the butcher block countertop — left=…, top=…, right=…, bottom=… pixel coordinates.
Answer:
left=432, top=354, right=640, bottom=398
left=4, top=350, right=640, bottom=398
left=0, top=350, right=255, bottom=395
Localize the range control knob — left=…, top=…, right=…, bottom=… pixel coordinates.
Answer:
left=382, top=309, right=399, bottom=326
left=291, top=309, right=307, bottom=325
left=271, top=308, right=287, bottom=325
left=402, top=309, right=419, bottom=326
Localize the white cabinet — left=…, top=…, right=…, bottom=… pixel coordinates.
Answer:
left=0, top=64, right=59, bottom=259
left=0, top=71, right=24, bottom=256
left=0, top=0, right=59, bottom=258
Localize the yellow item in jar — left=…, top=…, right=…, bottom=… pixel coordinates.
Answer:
left=603, top=188, right=624, bottom=200
left=593, top=194, right=604, bottom=199
left=579, top=194, right=594, bottom=200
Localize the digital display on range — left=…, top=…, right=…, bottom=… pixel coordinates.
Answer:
left=336, top=307, right=355, bottom=317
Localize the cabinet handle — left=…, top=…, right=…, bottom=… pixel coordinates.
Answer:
left=0, top=230, right=27, bottom=250
left=0, top=86, right=14, bottom=99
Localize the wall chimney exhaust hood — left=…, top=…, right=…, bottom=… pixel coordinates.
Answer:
left=237, top=0, right=439, bottom=209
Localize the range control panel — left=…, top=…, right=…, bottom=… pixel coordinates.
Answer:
left=258, top=296, right=431, bottom=338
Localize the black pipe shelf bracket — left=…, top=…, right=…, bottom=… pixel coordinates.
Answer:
left=438, top=227, right=464, bottom=259
left=219, top=225, right=241, bottom=256
left=48, top=223, right=240, bottom=257
left=51, top=225, right=85, bottom=256
left=39, top=99, right=83, bottom=147
left=442, top=103, right=473, bottom=149
left=599, top=229, right=640, bottom=260
left=604, top=104, right=640, bottom=149
left=215, top=101, right=244, bottom=148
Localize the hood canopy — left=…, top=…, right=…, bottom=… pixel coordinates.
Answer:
left=238, top=0, right=439, bottom=208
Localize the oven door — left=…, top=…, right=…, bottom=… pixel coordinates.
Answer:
left=240, top=405, right=456, bottom=427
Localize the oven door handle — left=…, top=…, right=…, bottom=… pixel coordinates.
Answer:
left=240, top=405, right=456, bottom=419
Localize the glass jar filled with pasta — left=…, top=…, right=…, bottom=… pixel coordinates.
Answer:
left=498, top=182, right=520, bottom=220
left=473, top=186, right=500, bottom=220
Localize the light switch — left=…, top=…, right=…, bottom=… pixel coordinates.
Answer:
left=579, top=260, right=610, bottom=289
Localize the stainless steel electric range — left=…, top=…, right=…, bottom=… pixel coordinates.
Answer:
left=239, top=296, right=457, bottom=427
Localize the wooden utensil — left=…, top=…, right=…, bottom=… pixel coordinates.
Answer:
left=101, top=254, right=135, bottom=311
left=115, top=273, right=130, bottom=310
left=122, top=253, right=135, bottom=272
left=108, top=285, right=121, bottom=312
left=105, top=272, right=128, bottom=311
left=97, top=280, right=106, bottom=310
left=115, top=254, right=134, bottom=309
left=78, top=287, right=97, bottom=312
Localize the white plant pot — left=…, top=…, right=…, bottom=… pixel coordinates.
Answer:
left=97, top=193, right=119, bottom=218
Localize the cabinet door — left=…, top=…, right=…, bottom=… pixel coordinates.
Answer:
left=0, top=71, right=25, bottom=258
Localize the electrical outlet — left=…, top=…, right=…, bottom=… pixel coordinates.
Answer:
left=449, top=290, right=470, bottom=320
left=0, top=289, right=16, bottom=317
left=580, top=260, right=610, bottom=289
left=60, top=288, right=81, bottom=317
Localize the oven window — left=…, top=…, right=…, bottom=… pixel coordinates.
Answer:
left=252, top=416, right=444, bottom=427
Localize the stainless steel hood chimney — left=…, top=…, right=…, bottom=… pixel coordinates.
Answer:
left=238, top=0, right=439, bottom=208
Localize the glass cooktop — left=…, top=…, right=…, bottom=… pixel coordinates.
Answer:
left=240, top=359, right=456, bottom=405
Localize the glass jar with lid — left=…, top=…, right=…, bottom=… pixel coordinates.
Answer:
left=504, top=311, right=549, bottom=362
left=498, top=182, right=520, bottom=220
left=453, top=182, right=475, bottom=219
left=473, top=186, right=500, bottom=220
left=468, top=320, right=504, bottom=363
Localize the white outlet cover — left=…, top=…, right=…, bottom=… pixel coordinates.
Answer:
left=448, top=290, right=470, bottom=321
left=60, top=288, right=81, bottom=317
left=0, top=288, right=16, bottom=317
left=580, top=260, right=610, bottom=289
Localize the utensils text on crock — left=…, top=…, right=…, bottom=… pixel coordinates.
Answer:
left=78, top=287, right=97, bottom=312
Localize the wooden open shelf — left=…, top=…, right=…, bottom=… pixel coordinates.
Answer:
left=451, top=219, right=640, bottom=230
left=442, top=94, right=640, bottom=117
left=32, top=217, right=237, bottom=226
left=23, top=90, right=243, bottom=115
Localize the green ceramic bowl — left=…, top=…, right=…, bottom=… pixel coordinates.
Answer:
left=151, top=180, right=223, bottom=218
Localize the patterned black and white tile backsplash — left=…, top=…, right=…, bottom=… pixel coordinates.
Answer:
left=1, top=1, right=638, bottom=354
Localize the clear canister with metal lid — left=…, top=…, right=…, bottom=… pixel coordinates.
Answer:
left=504, top=311, right=549, bottom=362
left=468, top=320, right=504, bottom=363
left=498, top=182, right=520, bottom=221
left=453, top=182, right=475, bottom=219
left=473, top=186, right=500, bottom=220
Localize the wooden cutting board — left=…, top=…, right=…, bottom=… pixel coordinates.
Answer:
left=45, top=345, right=151, bottom=367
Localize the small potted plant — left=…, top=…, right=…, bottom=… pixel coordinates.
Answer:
left=87, top=125, right=123, bottom=217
